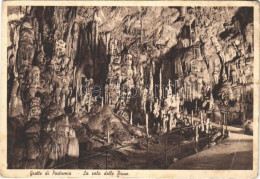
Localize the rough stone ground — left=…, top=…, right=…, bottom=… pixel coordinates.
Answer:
left=77, top=133, right=190, bottom=169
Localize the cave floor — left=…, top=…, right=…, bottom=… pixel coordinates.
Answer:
left=76, top=132, right=253, bottom=170
left=168, top=132, right=253, bottom=170
left=77, top=132, right=212, bottom=169
left=60, top=118, right=252, bottom=170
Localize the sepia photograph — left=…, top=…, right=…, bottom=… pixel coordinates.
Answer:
left=1, top=1, right=259, bottom=178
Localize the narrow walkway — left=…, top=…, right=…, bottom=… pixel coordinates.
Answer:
left=168, top=133, right=253, bottom=169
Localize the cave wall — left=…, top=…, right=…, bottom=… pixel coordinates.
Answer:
left=7, top=6, right=254, bottom=169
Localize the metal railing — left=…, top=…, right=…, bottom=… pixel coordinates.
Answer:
left=52, top=121, right=228, bottom=169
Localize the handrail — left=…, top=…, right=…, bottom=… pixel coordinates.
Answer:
left=166, top=136, right=208, bottom=153
left=149, top=135, right=209, bottom=161
left=194, top=110, right=246, bottom=114
left=52, top=143, right=134, bottom=169
left=52, top=123, right=226, bottom=169
left=162, top=125, right=194, bottom=135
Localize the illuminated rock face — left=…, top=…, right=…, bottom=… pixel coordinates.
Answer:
left=7, top=6, right=253, bottom=168
left=8, top=74, right=24, bottom=117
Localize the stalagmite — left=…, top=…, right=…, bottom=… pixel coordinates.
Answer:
left=55, top=144, right=58, bottom=163
left=168, top=79, right=172, bottom=97
left=159, top=68, right=162, bottom=100
left=192, top=85, right=196, bottom=100
left=140, top=65, right=144, bottom=87
left=75, top=79, right=79, bottom=114
left=130, top=111, right=133, bottom=125
left=149, top=70, right=154, bottom=97
left=189, top=86, right=192, bottom=101
left=8, top=67, right=23, bottom=117
left=106, top=32, right=110, bottom=55
left=146, top=113, right=149, bottom=136
left=176, top=92, right=180, bottom=112
left=73, top=67, right=76, bottom=88
left=107, top=130, right=110, bottom=143
left=195, top=125, right=199, bottom=143
left=195, top=100, right=198, bottom=113
left=88, top=98, right=91, bottom=112
left=184, top=83, right=186, bottom=100
left=61, top=93, right=66, bottom=109
left=201, top=120, right=205, bottom=132
left=67, top=129, right=79, bottom=158
left=191, top=110, right=193, bottom=125
left=206, top=118, right=210, bottom=133
left=209, top=90, right=214, bottom=109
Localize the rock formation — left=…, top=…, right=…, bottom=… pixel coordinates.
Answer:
left=7, top=6, right=254, bottom=169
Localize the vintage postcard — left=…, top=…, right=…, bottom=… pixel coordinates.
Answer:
left=0, top=0, right=259, bottom=178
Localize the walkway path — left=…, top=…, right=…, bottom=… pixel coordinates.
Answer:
left=168, top=132, right=253, bottom=169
